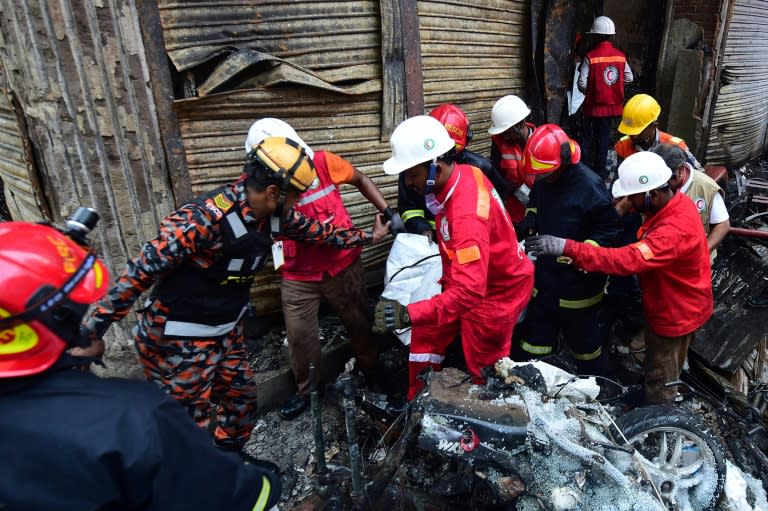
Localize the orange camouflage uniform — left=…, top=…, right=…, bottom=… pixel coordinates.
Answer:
left=84, top=178, right=372, bottom=448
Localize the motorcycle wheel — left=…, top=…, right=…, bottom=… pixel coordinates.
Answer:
left=614, top=405, right=725, bottom=511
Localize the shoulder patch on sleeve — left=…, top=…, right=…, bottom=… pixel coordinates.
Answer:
left=203, top=199, right=224, bottom=221
left=213, top=193, right=234, bottom=212
left=456, top=245, right=481, bottom=265
left=632, top=240, right=655, bottom=260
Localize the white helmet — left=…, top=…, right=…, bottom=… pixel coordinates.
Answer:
left=589, top=16, right=615, bottom=35
left=612, top=152, right=672, bottom=198
left=488, top=95, right=531, bottom=135
left=383, top=116, right=455, bottom=175
left=244, top=118, right=314, bottom=159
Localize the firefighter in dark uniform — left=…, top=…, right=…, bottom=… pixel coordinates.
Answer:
left=78, top=138, right=390, bottom=450
left=0, top=222, right=281, bottom=511
left=398, top=103, right=505, bottom=235
left=517, top=124, right=622, bottom=374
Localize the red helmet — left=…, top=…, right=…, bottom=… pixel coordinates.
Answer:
left=429, top=103, right=472, bottom=151
left=522, top=124, right=581, bottom=175
left=0, top=222, right=109, bottom=378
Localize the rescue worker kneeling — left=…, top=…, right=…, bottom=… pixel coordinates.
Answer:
left=0, top=222, right=281, bottom=511
left=373, top=115, right=534, bottom=400
left=78, top=137, right=390, bottom=451
left=516, top=124, right=622, bottom=375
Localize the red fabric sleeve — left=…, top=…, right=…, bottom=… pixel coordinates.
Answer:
left=564, top=225, right=682, bottom=275
left=408, top=213, right=489, bottom=325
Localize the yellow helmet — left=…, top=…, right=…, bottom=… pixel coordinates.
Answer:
left=247, top=137, right=317, bottom=193
left=618, top=94, right=661, bottom=135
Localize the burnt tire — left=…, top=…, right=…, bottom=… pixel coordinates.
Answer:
left=614, top=405, right=725, bottom=511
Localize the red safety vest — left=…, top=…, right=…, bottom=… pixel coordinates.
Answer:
left=615, top=131, right=689, bottom=160
left=491, top=132, right=535, bottom=223
left=280, top=151, right=361, bottom=281
left=582, top=41, right=627, bottom=117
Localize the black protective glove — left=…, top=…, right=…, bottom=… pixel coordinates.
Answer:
left=383, top=207, right=407, bottom=237
left=516, top=210, right=537, bottom=240
left=372, top=298, right=411, bottom=334
left=525, top=235, right=566, bottom=257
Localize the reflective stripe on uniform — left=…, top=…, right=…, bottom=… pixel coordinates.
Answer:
left=502, top=154, right=522, bottom=160
left=401, top=209, right=426, bottom=222
left=589, top=56, right=625, bottom=64
left=164, top=305, right=248, bottom=337
left=525, top=207, right=537, bottom=215
left=409, top=352, right=445, bottom=364
left=226, top=212, right=248, bottom=238
left=227, top=259, right=244, bottom=271
left=251, top=476, right=271, bottom=511
left=473, top=170, right=490, bottom=219
left=559, top=290, right=604, bottom=309
left=456, top=245, right=481, bottom=264
left=298, top=184, right=337, bottom=206
left=572, top=346, right=602, bottom=361
left=428, top=220, right=436, bottom=229
left=520, top=340, right=553, bottom=355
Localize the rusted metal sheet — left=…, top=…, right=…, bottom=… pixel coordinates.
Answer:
left=705, top=0, right=768, bottom=166
left=157, top=1, right=382, bottom=74
left=0, top=0, right=176, bottom=362
left=173, top=85, right=394, bottom=314
left=418, top=0, right=530, bottom=157
left=0, top=81, right=46, bottom=222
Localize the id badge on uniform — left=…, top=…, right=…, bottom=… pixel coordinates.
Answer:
left=272, top=240, right=285, bottom=269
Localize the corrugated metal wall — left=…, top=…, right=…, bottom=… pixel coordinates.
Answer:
left=158, top=0, right=381, bottom=77
left=0, top=0, right=176, bottom=352
left=706, top=0, right=768, bottom=165
left=420, top=0, right=530, bottom=157
left=0, top=0, right=175, bottom=268
left=163, top=1, right=390, bottom=314
left=0, top=76, right=45, bottom=222
left=163, top=0, right=531, bottom=313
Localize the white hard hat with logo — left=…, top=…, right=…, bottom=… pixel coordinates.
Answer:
left=488, top=95, right=531, bottom=135
left=244, top=118, right=315, bottom=159
left=383, top=116, right=456, bottom=175
left=612, top=152, right=672, bottom=198
left=589, top=16, right=616, bottom=35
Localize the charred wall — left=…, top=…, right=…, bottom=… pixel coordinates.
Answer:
left=0, top=0, right=176, bottom=377
left=161, top=0, right=531, bottom=314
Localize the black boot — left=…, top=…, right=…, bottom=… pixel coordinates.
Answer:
left=278, top=393, right=309, bottom=420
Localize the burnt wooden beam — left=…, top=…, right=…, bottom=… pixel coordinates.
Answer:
left=379, top=0, right=407, bottom=140
left=136, top=0, right=192, bottom=205
left=400, top=0, right=424, bottom=117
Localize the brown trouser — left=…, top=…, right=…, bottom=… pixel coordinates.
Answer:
left=643, top=328, right=694, bottom=404
left=281, top=258, right=377, bottom=397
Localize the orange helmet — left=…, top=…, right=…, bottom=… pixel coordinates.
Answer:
left=522, top=124, right=581, bottom=175
left=0, top=222, right=109, bottom=378
left=429, top=104, right=472, bottom=151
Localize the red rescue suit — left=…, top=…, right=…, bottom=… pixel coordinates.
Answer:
left=406, top=165, right=534, bottom=399
left=280, top=150, right=361, bottom=280
left=563, top=192, right=712, bottom=337
left=491, top=128, right=535, bottom=223
left=582, top=41, right=627, bottom=117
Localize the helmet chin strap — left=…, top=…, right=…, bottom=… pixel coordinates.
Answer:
left=641, top=191, right=652, bottom=211
left=425, top=158, right=438, bottom=195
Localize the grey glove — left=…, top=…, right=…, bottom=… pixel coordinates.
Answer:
left=383, top=207, right=406, bottom=236
left=525, top=235, right=566, bottom=257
